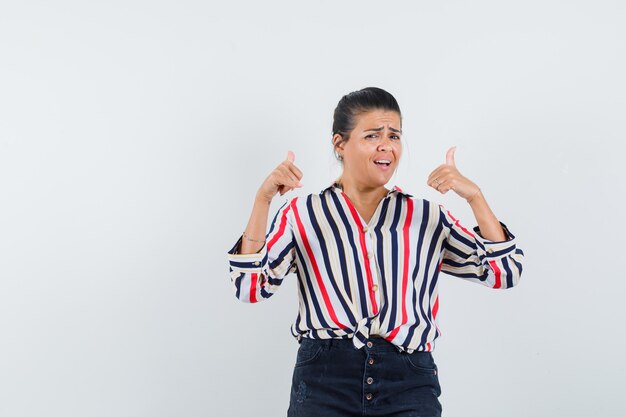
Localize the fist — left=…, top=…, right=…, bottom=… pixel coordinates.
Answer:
left=256, top=150, right=304, bottom=203
left=427, top=146, right=480, bottom=201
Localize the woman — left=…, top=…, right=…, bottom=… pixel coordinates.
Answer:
left=227, top=87, right=525, bottom=417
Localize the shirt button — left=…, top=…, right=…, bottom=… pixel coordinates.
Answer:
left=368, top=358, right=375, bottom=365
left=362, top=226, right=368, bottom=232
left=366, top=341, right=373, bottom=348
left=372, top=284, right=379, bottom=292
left=486, top=248, right=494, bottom=254
left=367, top=377, right=373, bottom=384
left=367, top=251, right=374, bottom=258
left=366, top=393, right=373, bottom=401
left=253, top=261, right=261, bottom=266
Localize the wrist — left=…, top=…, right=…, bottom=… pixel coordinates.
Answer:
left=254, top=192, right=272, bottom=206
left=466, top=188, right=483, bottom=204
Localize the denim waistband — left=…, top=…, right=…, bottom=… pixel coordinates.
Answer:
left=299, top=336, right=402, bottom=353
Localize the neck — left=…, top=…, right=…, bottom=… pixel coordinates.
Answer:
left=337, top=176, right=389, bottom=206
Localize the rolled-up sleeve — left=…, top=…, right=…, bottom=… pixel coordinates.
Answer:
left=227, top=198, right=298, bottom=302
left=438, top=204, right=524, bottom=289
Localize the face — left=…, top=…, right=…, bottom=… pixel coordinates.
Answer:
left=334, top=109, right=402, bottom=189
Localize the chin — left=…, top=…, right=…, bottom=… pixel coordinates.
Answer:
left=371, top=176, right=391, bottom=187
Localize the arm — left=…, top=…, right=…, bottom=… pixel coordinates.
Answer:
left=228, top=197, right=297, bottom=302
left=467, top=189, right=507, bottom=242
left=427, top=146, right=524, bottom=288
left=227, top=150, right=303, bottom=303
left=438, top=204, right=524, bottom=289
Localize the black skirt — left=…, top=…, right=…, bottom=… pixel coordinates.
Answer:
left=288, top=337, right=442, bottom=417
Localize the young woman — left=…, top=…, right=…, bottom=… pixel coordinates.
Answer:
left=227, top=87, right=525, bottom=417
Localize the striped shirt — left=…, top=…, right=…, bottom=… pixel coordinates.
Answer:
left=227, top=182, right=525, bottom=353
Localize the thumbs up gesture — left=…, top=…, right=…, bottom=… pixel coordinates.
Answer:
left=256, top=150, right=304, bottom=203
left=427, top=146, right=481, bottom=203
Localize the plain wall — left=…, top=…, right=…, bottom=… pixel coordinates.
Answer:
left=1, top=1, right=625, bottom=416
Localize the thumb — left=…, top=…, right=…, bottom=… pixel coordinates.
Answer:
left=445, top=146, right=456, bottom=166
left=287, top=150, right=295, bottom=163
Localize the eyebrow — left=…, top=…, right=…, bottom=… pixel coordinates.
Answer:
left=364, top=126, right=402, bottom=134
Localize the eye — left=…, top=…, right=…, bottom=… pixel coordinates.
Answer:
left=390, top=135, right=401, bottom=140
left=365, top=134, right=378, bottom=139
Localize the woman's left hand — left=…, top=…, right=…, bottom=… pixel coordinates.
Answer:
left=427, top=146, right=481, bottom=202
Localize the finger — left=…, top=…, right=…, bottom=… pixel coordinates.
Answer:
left=439, top=179, right=455, bottom=194
left=426, top=166, right=443, bottom=184
left=279, top=183, right=294, bottom=195
left=427, top=166, right=447, bottom=186
left=286, top=150, right=295, bottom=163
left=431, top=173, right=453, bottom=190
left=434, top=177, right=452, bottom=193
left=278, top=165, right=300, bottom=187
left=445, top=146, right=456, bottom=166
left=284, top=161, right=304, bottom=182
left=277, top=172, right=301, bottom=193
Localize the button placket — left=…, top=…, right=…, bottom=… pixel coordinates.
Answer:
left=364, top=230, right=381, bottom=308
left=364, top=340, right=377, bottom=404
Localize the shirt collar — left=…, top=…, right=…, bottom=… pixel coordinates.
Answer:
left=319, top=181, right=413, bottom=198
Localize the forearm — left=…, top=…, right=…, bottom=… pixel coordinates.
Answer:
left=239, top=193, right=272, bottom=254
left=467, top=190, right=507, bottom=241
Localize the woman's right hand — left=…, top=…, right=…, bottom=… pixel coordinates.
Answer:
left=256, top=150, right=304, bottom=203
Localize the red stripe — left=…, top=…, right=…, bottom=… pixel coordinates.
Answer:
left=340, top=192, right=378, bottom=314
left=432, top=294, right=442, bottom=336
left=488, top=260, right=502, bottom=288
left=250, top=273, right=258, bottom=303
left=267, top=203, right=293, bottom=251
left=292, top=199, right=347, bottom=329
left=442, top=206, right=475, bottom=238
left=426, top=342, right=431, bottom=351
left=387, top=198, right=413, bottom=342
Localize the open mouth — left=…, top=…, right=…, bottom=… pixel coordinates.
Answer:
left=374, top=159, right=392, bottom=169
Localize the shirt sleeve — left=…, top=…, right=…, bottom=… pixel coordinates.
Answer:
left=227, top=198, right=298, bottom=303
left=438, top=204, right=524, bottom=289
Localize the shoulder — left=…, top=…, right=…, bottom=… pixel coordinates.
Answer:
left=399, top=195, right=446, bottom=225
left=402, top=194, right=438, bottom=210
left=273, top=193, right=313, bottom=215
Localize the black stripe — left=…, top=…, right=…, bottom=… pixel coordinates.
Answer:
left=307, top=195, right=356, bottom=326
left=268, top=241, right=294, bottom=269
left=267, top=199, right=289, bottom=236
left=384, top=197, right=403, bottom=333
left=405, top=200, right=430, bottom=344
left=502, top=257, right=514, bottom=288
left=294, top=245, right=325, bottom=329
left=329, top=191, right=369, bottom=318
left=373, top=197, right=391, bottom=323
left=418, top=202, right=441, bottom=347
left=320, top=193, right=353, bottom=304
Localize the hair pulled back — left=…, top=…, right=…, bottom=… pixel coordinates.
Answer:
left=332, top=87, right=402, bottom=161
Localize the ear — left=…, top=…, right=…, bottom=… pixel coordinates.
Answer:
left=333, top=134, right=346, bottom=151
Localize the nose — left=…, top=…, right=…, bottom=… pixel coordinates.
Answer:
left=378, top=137, right=393, bottom=152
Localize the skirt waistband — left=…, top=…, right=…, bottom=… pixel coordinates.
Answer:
left=299, top=336, right=402, bottom=353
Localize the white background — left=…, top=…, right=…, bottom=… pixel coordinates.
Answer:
left=1, top=1, right=625, bottom=416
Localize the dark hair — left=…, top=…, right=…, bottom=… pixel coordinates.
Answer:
left=332, top=87, right=402, bottom=160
